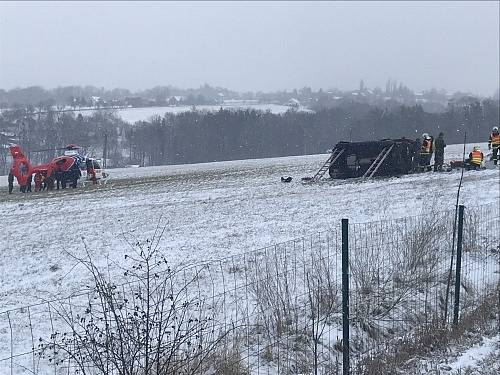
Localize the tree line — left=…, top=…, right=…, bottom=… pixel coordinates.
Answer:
left=125, top=99, right=498, bottom=166
left=1, top=98, right=498, bottom=174
left=0, top=109, right=126, bottom=174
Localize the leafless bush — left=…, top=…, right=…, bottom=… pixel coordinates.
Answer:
left=349, top=214, right=452, bottom=354
left=201, top=332, right=249, bottom=375
left=356, top=287, right=499, bottom=375
left=395, top=215, right=448, bottom=280
left=305, top=250, right=342, bottom=374
left=247, top=243, right=342, bottom=374
left=248, top=247, right=298, bottom=340
left=37, top=235, right=228, bottom=375
left=463, top=209, right=481, bottom=253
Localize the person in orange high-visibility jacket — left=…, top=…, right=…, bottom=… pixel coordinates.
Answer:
left=488, top=126, right=500, bottom=165
left=468, top=146, right=484, bottom=170
left=419, top=133, right=433, bottom=169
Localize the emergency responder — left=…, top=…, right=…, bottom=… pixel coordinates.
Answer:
left=34, top=173, right=43, bottom=192
left=419, top=133, right=433, bottom=170
left=488, top=126, right=500, bottom=165
left=55, top=167, right=63, bottom=190
left=8, top=172, right=14, bottom=194
left=433, top=132, right=446, bottom=171
left=86, top=159, right=98, bottom=185
left=412, top=137, right=421, bottom=172
left=41, top=173, right=47, bottom=191
left=45, top=173, right=55, bottom=190
left=26, top=174, right=32, bottom=192
left=468, top=146, right=484, bottom=170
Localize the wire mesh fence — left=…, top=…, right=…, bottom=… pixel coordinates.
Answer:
left=0, top=204, right=498, bottom=374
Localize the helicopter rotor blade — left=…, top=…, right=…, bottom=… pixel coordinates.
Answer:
left=30, top=145, right=89, bottom=153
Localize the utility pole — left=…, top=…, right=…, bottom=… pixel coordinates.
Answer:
left=103, top=131, right=108, bottom=168
left=342, top=218, right=350, bottom=375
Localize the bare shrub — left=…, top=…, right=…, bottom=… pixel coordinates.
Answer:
left=463, top=209, right=481, bottom=253
left=349, top=214, right=453, bottom=357
left=394, top=215, right=448, bottom=280
left=357, top=287, right=499, bottom=375
left=305, top=250, right=342, bottom=374
left=202, top=333, right=249, bottom=375
left=248, top=247, right=298, bottom=341
left=247, top=241, right=341, bottom=374
left=37, top=235, right=228, bottom=375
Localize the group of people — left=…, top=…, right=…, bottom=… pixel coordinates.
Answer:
left=413, top=132, right=446, bottom=172
left=33, top=172, right=55, bottom=192
left=413, top=126, right=499, bottom=172
left=8, top=168, right=91, bottom=194
left=9, top=171, right=65, bottom=194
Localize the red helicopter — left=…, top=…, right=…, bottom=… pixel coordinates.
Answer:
left=8, top=144, right=106, bottom=193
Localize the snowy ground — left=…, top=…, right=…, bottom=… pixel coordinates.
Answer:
left=0, top=143, right=498, bottom=312
left=446, top=335, right=500, bottom=373
left=0, top=142, right=498, bottom=372
left=73, top=103, right=312, bottom=124
left=407, top=332, right=500, bottom=374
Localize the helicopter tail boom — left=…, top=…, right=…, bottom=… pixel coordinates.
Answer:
left=9, top=145, right=33, bottom=187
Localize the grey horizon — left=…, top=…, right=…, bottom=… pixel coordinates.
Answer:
left=0, top=1, right=498, bottom=96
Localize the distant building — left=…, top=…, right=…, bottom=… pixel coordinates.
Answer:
left=288, top=98, right=300, bottom=108
left=90, top=96, right=101, bottom=106
left=167, top=96, right=184, bottom=106
left=415, top=93, right=427, bottom=103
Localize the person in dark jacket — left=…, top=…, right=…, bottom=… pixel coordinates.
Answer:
left=44, top=174, right=54, bottom=190
left=412, top=138, right=422, bottom=172
left=26, top=173, right=32, bottom=192
left=8, top=172, right=14, bottom=194
left=433, top=132, right=446, bottom=171
left=489, top=126, right=499, bottom=165
left=55, top=167, right=63, bottom=190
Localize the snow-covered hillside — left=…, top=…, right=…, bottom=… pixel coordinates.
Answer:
left=0, top=143, right=498, bottom=313
left=0, top=143, right=498, bottom=374
left=74, top=103, right=312, bottom=124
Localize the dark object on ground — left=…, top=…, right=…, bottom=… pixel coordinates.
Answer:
left=281, top=176, right=292, bottom=183
left=449, top=159, right=487, bottom=171
left=328, top=138, right=417, bottom=179
left=450, top=161, right=465, bottom=169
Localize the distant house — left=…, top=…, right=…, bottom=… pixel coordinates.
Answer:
left=0, top=131, right=16, bottom=147
left=90, top=96, right=101, bottom=106
left=415, top=92, right=427, bottom=103
left=287, top=98, right=300, bottom=108
left=167, top=96, right=184, bottom=106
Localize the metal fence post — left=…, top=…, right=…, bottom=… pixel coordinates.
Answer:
left=453, top=205, right=465, bottom=326
left=342, top=219, right=350, bottom=375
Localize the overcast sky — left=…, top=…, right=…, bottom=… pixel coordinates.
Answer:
left=0, top=1, right=498, bottom=95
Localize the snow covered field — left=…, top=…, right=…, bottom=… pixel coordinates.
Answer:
left=73, top=103, right=311, bottom=124
left=0, top=143, right=498, bottom=373
left=0, top=143, right=498, bottom=312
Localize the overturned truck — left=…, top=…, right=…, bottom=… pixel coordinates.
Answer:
left=310, top=138, right=417, bottom=181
